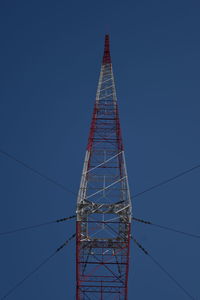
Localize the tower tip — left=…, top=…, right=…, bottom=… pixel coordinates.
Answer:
left=102, top=34, right=111, bottom=65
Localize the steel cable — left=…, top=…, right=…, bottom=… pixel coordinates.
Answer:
left=133, top=238, right=196, bottom=300
left=0, top=149, right=76, bottom=196
left=0, top=233, right=76, bottom=300
left=133, top=217, right=200, bottom=239
left=132, top=164, right=200, bottom=199
left=0, top=215, right=76, bottom=237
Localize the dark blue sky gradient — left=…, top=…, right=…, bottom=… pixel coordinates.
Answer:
left=0, top=0, right=200, bottom=299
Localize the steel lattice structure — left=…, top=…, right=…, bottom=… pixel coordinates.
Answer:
left=76, top=35, right=132, bottom=300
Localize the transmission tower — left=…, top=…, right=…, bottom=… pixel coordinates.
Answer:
left=76, top=34, right=132, bottom=300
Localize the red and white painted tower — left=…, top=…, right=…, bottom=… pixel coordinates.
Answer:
left=76, top=35, right=132, bottom=300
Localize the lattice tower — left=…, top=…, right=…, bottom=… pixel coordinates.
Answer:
left=76, top=34, right=132, bottom=300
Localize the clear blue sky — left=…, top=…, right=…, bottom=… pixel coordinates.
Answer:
left=0, top=0, right=200, bottom=299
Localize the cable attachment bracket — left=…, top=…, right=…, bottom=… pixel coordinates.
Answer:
left=131, top=236, right=148, bottom=255
left=56, top=215, right=76, bottom=223
left=132, top=217, right=151, bottom=225
left=56, top=233, right=76, bottom=252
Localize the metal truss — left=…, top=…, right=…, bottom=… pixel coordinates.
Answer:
left=76, top=35, right=132, bottom=300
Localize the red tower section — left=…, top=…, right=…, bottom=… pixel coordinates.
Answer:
left=76, top=35, right=132, bottom=300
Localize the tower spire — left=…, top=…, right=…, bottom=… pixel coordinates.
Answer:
left=102, top=34, right=111, bottom=64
